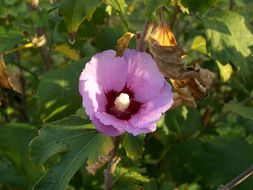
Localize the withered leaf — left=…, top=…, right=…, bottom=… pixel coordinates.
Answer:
left=147, top=21, right=216, bottom=108
left=0, top=53, right=19, bottom=92
left=116, top=32, right=134, bottom=57
left=86, top=153, right=112, bottom=175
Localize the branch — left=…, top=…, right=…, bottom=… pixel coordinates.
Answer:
left=136, top=19, right=151, bottom=52
left=104, top=136, right=121, bottom=190
left=15, top=50, right=28, bottom=121
left=170, top=6, right=180, bottom=30
left=229, top=0, right=235, bottom=10
left=27, top=0, right=53, bottom=71
left=218, top=165, right=253, bottom=190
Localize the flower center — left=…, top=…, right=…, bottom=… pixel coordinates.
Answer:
left=105, top=86, right=142, bottom=120
left=114, top=93, right=130, bottom=112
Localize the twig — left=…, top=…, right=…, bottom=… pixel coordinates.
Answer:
left=15, top=50, right=28, bottom=121
left=104, top=136, right=121, bottom=190
left=229, top=0, right=235, bottom=10
left=218, top=165, right=253, bottom=190
left=27, top=0, right=53, bottom=71
left=170, top=6, right=180, bottom=30
left=136, top=20, right=151, bottom=52
left=12, top=62, right=39, bottom=79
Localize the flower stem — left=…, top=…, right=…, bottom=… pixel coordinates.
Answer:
left=104, top=136, right=121, bottom=190
left=218, top=165, right=253, bottom=190
left=137, top=19, right=151, bottom=52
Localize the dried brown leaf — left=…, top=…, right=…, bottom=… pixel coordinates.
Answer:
left=0, top=53, right=19, bottom=92
left=86, top=153, right=112, bottom=175
left=116, top=32, right=134, bottom=57
left=147, top=22, right=216, bottom=108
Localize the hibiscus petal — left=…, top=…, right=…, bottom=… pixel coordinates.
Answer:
left=95, top=112, right=129, bottom=131
left=80, top=50, right=128, bottom=92
left=79, top=80, right=106, bottom=117
left=92, top=117, right=124, bottom=136
left=124, top=124, right=156, bottom=136
left=129, top=81, right=173, bottom=128
left=124, top=49, right=164, bottom=101
left=95, top=112, right=156, bottom=136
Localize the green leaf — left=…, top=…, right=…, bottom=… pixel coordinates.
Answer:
left=123, top=134, right=144, bottom=160
left=159, top=182, right=175, bottom=190
left=202, top=10, right=253, bottom=66
left=59, top=0, right=101, bottom=33
left=188, top=137, right=253, bottom=188
left=144, top=0, right=168, bottom=16
left=115, top=166, right=149, bottom=184
left=0, top=155, right=27, bottom=187
left=190, top=35, right=207, bottom=54
left=0, top=30, right=25, bottom=51
left=104, top=0, right=126, bottom=14
left=37, top=60, right=87, bottom=122
left=30, top=116, right=113, bottom=190
left=144, top=178, right=158, bottom=190
left=180, top=0, right=218, bottom=13
left=103, top=0, right=128, bottom=29
left=29, top=116, right=93, bottom=164
left=166, top=139, right=203, bottom=183
left=224, top=102, right=253, bottom=120
left=0, top=123, right=42, bottom=187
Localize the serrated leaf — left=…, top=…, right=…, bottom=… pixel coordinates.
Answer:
left=224, top=102, right=253, bottom=120
left=202, top=10, right=253, bottom=66
left=188, top=137, right=253, bottom=188
left=29, top=116, right=93, bottom=164
left=123, top=134, right=144, bottom=160
left=59, top=0, right=101, bottom=33
left=37, top=59, right=87, bottom=122
left=30, top=116, right=113, bottom=190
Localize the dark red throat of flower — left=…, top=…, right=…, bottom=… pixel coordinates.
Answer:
left=105, top=86, right=142, bottom=120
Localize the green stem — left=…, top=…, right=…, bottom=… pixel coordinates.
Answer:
left=104, top=136, right=121, bottom=190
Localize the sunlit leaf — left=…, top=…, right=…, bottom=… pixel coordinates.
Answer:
left=224, top=102, right=253, bottom=120
left=54, top=43, right=80, bottom=61
left=217, top=61, right=233, bottom=82
left=191, top=35, right=207, bottom=54
left=202, top=10, right=253, bottom=66
left=59, top=0, right=101, bottom=33
left=37, top=59, right=88, bottom=122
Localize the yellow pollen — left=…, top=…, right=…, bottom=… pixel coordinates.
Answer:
left=114, top=93, right=130, bottom=112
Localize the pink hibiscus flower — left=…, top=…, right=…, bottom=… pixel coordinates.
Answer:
left=79, top=49, right=173, bottom=136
